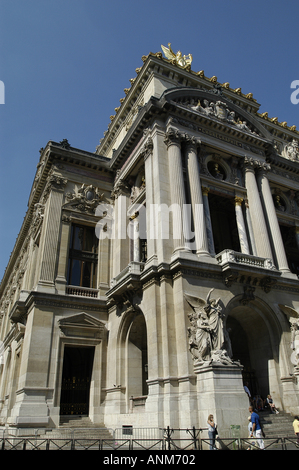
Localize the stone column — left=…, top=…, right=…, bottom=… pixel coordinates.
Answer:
left=234, top=197, right=250, bottom=254
left=245, top=199, right=257, bottom=256
left=202, top=187, right=216, bottom=255
left=37, top=174, right=67, bottom=292
left=143, top=137, right=157, bottom=264
left=111, top=180, right=131, bottom=278
left=295, top=226, right=299, bottom=251
left=165, top=128, right=191, bottom=253
left=185, top=136, right=210, bottom=257
left=129, top=212, right=140, bottom=262
left=243, top=157, right=273, bottom=260
left=257, top=164, right=291, bottom=273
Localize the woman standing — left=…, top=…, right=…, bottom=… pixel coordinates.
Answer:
left=293, top=416, right=299, bottom=448
left=207, top=414, right=217, bottom=450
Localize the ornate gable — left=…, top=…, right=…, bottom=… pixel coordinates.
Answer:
left=162, top=87, right=271, bottom=142
left=58, top=312, right=105, bottom=340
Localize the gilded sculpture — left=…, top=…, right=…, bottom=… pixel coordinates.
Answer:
left=161, top=43, right=193, bottom=70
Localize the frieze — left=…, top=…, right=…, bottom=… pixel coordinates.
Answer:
left=175, top=96, right=261, bottom=135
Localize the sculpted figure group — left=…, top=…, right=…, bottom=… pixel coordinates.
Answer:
left=185, top=289, right=234, bottom=366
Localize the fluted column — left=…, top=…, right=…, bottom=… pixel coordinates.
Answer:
left=165, top=128, right=191, bottom=253
left=185, top=136, right=210, bottom=256
left=202, top=187, right=216, bottom=255
left=245, top=199, right=257, bottom=256
left=234, top=197, right=250, bottom=254
left=244, top=157, right=273, bottom=260
left=257, top=164, right=291, bottom=273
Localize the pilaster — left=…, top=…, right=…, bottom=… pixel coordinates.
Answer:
left=36, top=173, right=67, bottom=293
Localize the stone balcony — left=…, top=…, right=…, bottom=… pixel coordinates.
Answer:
left=216, top=249, right=277, bottom=271
left=107, top=262, right=145, bottom=307
left=215, top=249, right=280, bottom=291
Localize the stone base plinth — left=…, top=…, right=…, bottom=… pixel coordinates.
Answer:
left=195, top=361, right=249, bottom=439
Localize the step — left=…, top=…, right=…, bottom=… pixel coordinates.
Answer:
left=59, top=415, right=99, bottom=427
left=260, top=410, right=295, bottom=437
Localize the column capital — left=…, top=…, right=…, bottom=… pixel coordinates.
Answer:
left=142, top=137, right=154, bottom=161
left=164, top=128, right=182, bottom=149
left=111, top=178, right=131, bottom=200
left=183, top=134, right=201, bottom=150
left=243, top=156, right=271, bottom=174
left=256, top=161, right=271, bottom=176
left=243, top=156, right=259, bottom=170
left=234, top=197, right=243, bottom=206
left=202, top=186, right=210, bottom=196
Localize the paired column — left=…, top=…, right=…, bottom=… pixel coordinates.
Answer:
left=257, top=164, right=291, bottom=273
left=244, top=158, right=273, bottom=260
left=165, top=129, right=191, bottom=253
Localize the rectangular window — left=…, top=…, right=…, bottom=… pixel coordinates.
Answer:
left=67, top=224, right=98, bottom=288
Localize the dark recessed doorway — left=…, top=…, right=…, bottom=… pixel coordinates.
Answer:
left=60, top=346, right=95, bottom=416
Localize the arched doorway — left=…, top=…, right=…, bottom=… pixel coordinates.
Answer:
left=126, top=312, right=148, bottom=398
left=118, top=307, right=148, bottom=409
left=225, top=298, right=281, bottom=401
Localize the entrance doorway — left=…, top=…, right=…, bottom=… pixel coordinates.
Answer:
left=60, top=346, right=95, bottom=416
left=226, top=304, right=277, bottom=400
left=127, top=313, right=148, bottom=397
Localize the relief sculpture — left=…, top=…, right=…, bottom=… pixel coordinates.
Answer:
left=185, top=289, right=234, bottom=366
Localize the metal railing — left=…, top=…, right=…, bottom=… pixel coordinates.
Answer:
left=0, top=427, right=298, bottom=450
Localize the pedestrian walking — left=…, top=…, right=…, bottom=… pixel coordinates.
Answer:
left=249, top=406, right=265, bottom=450
left=293, top=416, right=299, bottom=448
left=247, top=416, right=256, bottom=450
left=207, top=414, right=217, bottom=450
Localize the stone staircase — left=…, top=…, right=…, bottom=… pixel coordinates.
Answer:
left=260, top=409, right=295, bottom=439
left=39, top=415, right=114, bottom=442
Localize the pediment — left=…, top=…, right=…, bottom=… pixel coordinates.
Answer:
left=161, top=87, right=272, bottom=141
left=58, top=312, right=105, bottom=340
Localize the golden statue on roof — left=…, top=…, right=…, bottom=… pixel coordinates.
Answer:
left=161, top=43, right=193, bottom=70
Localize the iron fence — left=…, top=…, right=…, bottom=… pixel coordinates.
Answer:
left=0, top=427, right=298, bottom=450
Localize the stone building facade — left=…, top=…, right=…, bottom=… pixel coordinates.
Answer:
left=1, top=48, right=299, bottom=437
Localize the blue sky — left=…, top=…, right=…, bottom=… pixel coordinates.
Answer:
left=0, top=0, right=299, bottom=280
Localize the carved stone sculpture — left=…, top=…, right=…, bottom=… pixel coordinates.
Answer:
left=185, top=289, right=233, bottom=366
left=279, top=304, right=299, bottom=372
left=283, top=139, right=299, bottom=161
left=64, top=184, right=105, bottom=214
